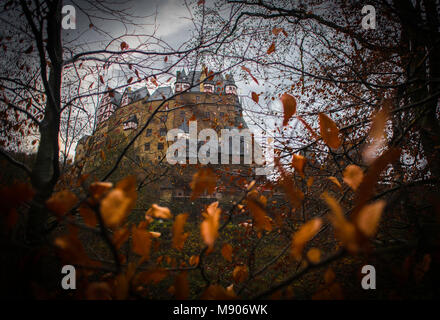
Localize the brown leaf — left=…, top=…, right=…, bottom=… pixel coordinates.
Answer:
left=189, top=255, right=199, bottom=266
left=319, top=113, right=341, bottom=149
left=113, top=227, right=130, bottom=249
left=322, top=192, right=359, bottom=253
left=328, top=176, right=342, bottom=189
left=221, top=243, right=233, bottom=262
left=100, top=189, right=132, bottom=228
left=356, top=200, right=385, bottom=237
left=281, top=93, right=297, bottom=126
left=172, top=213, right=189, bottom=250
left=46, top=190, right=78, bottom=217
left=343, top=165, right=364, bottom=191
left=292, top=154, right=306, bottom=177
left=251, top=91, right=259, bottom=104
left=131, top=224, right=152, bottom=259
left=291, top=218, right=322, bottom=259
left=247, top=194, right=272, bottom=232
left=190, top=168, right=217, bottom=200
left=267, top=42, right=276, bottom=54
left=146, top=204, right=172, bottom=219
left=201, top=202, right=221, bottom=248
left=79, top=204, right=97, bottom=227
left=173, top=271, right=189, bottom=300
left=241, top=66, right=259, bottom=85
left=232, top=265, right=248, bottom=283
left=120, top=41, right=129, bottom=50
left=307, top=248, right=321, bottom=263
left=201, top=284, right=237, bottom=300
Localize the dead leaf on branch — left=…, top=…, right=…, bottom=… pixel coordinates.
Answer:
left=232, top=265, right=248, bottom=283
left=146, top=203, right=172, bottom=219
left=172, top=213, right=189, bottom=250
left=281, top=93, right=297, bottom=126
left=343, top=165, right=364, bottom=191
left=319, top=112, right=341, bottom=149
left=201, top=202, right=221, bottom=249
left=190, top=168, right=217, bottom=200
left=46, top=190, right=78, bottom=217
left=291, top=218, right=322, bottom=260
left=221, top=243, right=233, bottom=262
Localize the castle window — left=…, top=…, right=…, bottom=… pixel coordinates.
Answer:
left=204, top=84, right=214, bottom=93
left=144, top=143, right=150, bottom=151
left=205, top=111, right=210, bottom=118
left=225, top=85, right=237, bottom=95
left=157, top=143, right=164, bottom=150
left=159, top=128, right=167, bottom=136
left=160, top=115, right=167, bottom=123
left=146, top=129, right=152, bottom=137
left=180, top=110, right=185, bottom=118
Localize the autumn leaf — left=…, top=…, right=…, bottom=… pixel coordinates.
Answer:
left=131, top=224, right=152, bottom=259
left=100, top=189, right=132, bottom=228
left=328, top=176, right=342, bottom=189
left=291, top=218, right=322, bottom=259
left=173, top=271, right=189, bottom=300
left=319, top=113, right=341, bottom=149
left=232, top=265, right=248, bottom=283
left=201, top=201, right=221, bottom=249
left=355, top=200, right=385, bottom=237
left=189, top=255, right=199, bottom=266
left=297, top=115, right=320, bottom=139
left=113, top=227, right=130, bottom=249
left=89, top=181, right=112, bottom=201
left=322, top=192, right=359, bottom=253
left=190, top=167, right=217, bottom=200
left=172, top=213, right=189, bottom=250
left=99, top=75, right=104, bottom=84
left=292, top=154, right=306, bottom=177
left=241, top=66, right=259, bottom=84
left=307, top=248, right=321, bottom=263
left=146, top=204, right=172, bottom=219
left=247, top=192, right=272, bottom=232
left=197, top=0, right=205, bottom=5
left=281, top=93, right=296, bottom=126
left=267, top=42, right=276, bottom=54
left=46, top=190, right=78, bottom=217
left=343, top=165, right=364, bottom=191
left=251, top=91, right=259, bottom=104
left=201, top=284, right=237, bottom=300
left=307, top=177, right=314, bottom=188
left=363, top=106, right=389, bottom=164
left=79, top=204, right=97, bottom=227
left=272, top=27, right=287, bottom=36
left=120, top=41, right=129, bottom=50
left=279, top=175, right=304, bottom=208
left=221, top=243, right=233, bottom=262
left=136, top=268, right=168, bottom=285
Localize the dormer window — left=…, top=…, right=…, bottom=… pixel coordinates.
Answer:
left=204, top=84, right=214, bottom=93
left=123, top=115, right=138, bottom=130
left=175, top=82, right=190, bottom=92
left=225, top=85, right=237, bottom=95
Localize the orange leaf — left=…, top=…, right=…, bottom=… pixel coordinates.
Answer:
left=343, top=165, right=364, bottom=191
left=247, top=194, right=272, bottom=232
left=89, top=181, right=112, bottom=201
left=201, top=202, right=221, bottom=248
left=172, top=213, right=189, bottom=250
left=100, top=189, right=131, bottom=228
left=251, top=91, right=259, bottom=104
left=307, top=248, right=321, bottom=263
left=173, top=271, right=189, bottom=300
left=113, top=227, right=130, bottom=249
left=120, top=41, right=129, bottom=50
left=267, top=42, right=276, bottom=54
left=291, top=218, right=322, bottom=259
left=79, top=204, right=97, bottom=227
left=190, top=168, right=217, bottom=200
left=355, top=200, right=385, bottom=237
left=328, top=176, right=342, bottom=189
left=241, top=66, right=259, bottom=85
left=201, top=284, right=237, bottom=300
left=232, top=265, right=248, bottom=283
left=363, top=107, right=389, bottom=164
left=281, top=93, right=297, bottom=126
left=297, top=115, right=320, bottom=139
left=221, top=243, right=233, bottom=262
left=189, top=255, right=199, bottom=266
left=292, top=154, right=306, bottom=177
left=131, top=224, right=152, bottom=259
left=46, top=190, right=78, bottom=217
left=146, top=204, right=172, bottom=219
left=322, top=192, right=359, bottom=253
left=319, top=113, right=341, bottom=149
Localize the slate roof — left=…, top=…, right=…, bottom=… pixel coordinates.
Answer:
left=148, top=86, right=173, bottom=101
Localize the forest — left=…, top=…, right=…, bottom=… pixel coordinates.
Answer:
left=0, top=0, right=439, bottom=301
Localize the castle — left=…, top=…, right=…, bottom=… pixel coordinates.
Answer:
left=75, top=70, right=259, bottom=210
